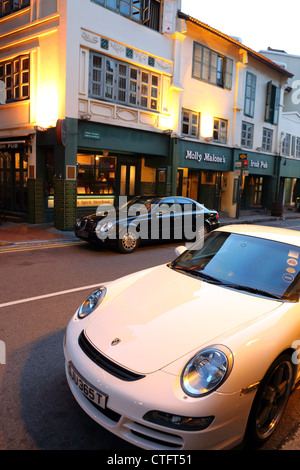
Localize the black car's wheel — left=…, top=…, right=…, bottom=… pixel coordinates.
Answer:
left=246, top=354, right=294, bottom=444
left=117, top=230, right=140, bottom=254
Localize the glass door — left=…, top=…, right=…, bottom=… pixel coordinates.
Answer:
left=0, top=150, right=28, bottom=213
left=119, top=163, right=137, bottom=197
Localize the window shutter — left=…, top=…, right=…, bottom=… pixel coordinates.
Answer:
left=162, top=0, right=176, bottom=34
left=265, top=81, right=272, bottom=123
left=273, top=86, right=280, bottom=125
left=224, top=58, right=233, bottom=90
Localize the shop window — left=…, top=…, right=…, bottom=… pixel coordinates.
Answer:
left=91, top=0, right=161, bottom=31
left=192, top=42, right=233, bottom=90
left=241, top=121, right=254, bottom=149
left=0, top=55, right=30, bottom=103
left=244, top=72, right=256, bottom=118
left=213, top=118, right=228, bottom=143
left=0, top=0, right=30, bottom=17
left=181, top=109, right=199, bottom=138
left=262, top=128, right=273, bottom=152
left=77, top=154, right=116, bottom=195
left=89, top=51, right=160, bottom=111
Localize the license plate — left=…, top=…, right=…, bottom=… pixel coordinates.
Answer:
left=68, top=361, right=108, bottom=409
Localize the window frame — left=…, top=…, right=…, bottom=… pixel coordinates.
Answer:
left=241, top=121, right=254, bottom=149
left=213, top=117, right=228, bottom=143
left=262, top=127, right=273, bottom=152
left=296, top=137, right=300, bottom=159
left=181, top=108, right=200, bottom=138
left=89, top=51, right=160, bottom=112
left=244, top=71, right=256, bottom=118
left=0, top=0, right=30, bottom=18
left=265, top=81, right=280, bottom=125
left=91, top=0, right=161, bottom=31
left=282, top=133, right=291, bottom=156
left=0, top=55, right=30, bottom=103
left=192, top=42, right=233, bottom=90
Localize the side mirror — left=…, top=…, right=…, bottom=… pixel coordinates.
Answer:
left=175, top=246, right=187, bottom=257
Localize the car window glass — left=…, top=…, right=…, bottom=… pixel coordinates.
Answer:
left=173, top=231, right=300, bottom=301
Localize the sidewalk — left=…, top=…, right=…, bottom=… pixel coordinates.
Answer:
left=1, top=211, right=300, bottom=245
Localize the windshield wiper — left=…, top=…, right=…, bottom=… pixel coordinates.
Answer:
left=225, top=284, right=282, bottom=300
left=171, top=266, right=282, bottom=299
left=171, top=266, right=225, bottom=284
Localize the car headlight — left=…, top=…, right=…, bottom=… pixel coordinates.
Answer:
left=77, top=287, right=107, bottom=319
left=96, top=221, right=114, bottom=233
left=181, top=346, right=233, bottom=397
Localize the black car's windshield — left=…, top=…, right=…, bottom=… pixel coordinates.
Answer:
left=171, top=231, right=300, bottom=301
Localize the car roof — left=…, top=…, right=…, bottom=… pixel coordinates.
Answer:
left=217, top=224, right=300, bottom=247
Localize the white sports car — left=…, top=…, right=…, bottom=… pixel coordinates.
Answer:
left=64, top=225, right=300, bottom=450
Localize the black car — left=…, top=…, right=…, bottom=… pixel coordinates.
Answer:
left=74, top=195, right=220, bottom=253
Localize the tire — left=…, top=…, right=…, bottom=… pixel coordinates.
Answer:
left=117, top=230, right=140, bottom=254
left=246, top=354, right=294, bottom=444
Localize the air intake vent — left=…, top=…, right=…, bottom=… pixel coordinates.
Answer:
left=78, top=331, right=145, bottom=382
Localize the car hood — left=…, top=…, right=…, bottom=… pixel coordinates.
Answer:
left=84, top=264, right=283, bottom=374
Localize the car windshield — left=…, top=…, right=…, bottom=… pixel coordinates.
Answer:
left=170, top=231, right=300, bottom=302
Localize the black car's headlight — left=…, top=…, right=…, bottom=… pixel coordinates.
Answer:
left=77, top=287, right=107, bottom=319
left=181, top=346, right=233, bottom=397
left=96, top=221, right=114, bottom=233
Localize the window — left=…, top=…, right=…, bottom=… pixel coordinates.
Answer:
left=181, top=109, right=199, bottom=138
left=241, top=122, right=254, bottom=148
left=282, top=134, right=291, bottom=156
left=0, top=55, right=30, bottom=103
left=0, top=0, right=29, bottom=17
left=296, top=138, right=300, bottom=159
left=192, top=42, right=233, bottom=90
left=91, top=0, right=161, bottom=31
left=262, top=128, right=273, bottom=152
left=265, top=81, right=280, bottom=125
left=89, top=52, right=160, bottom=111
left=213, top=118, right=228, bottom=143
left=244, top=72, right=256, bottom=117
left=77, top=154, right=116, bottom=195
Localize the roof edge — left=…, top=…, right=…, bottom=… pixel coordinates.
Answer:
left=178, top=11, right=294, bottom=79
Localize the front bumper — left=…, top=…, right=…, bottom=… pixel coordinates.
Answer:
left=64, top=317, right=255, bottom=450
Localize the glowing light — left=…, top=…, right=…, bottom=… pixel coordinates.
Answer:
left=200, top=113, right=214, bottom=139
left=36, top=80, right=59, bottom=128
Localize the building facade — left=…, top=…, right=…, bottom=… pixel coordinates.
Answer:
left=0, top=1, right=296, bottom=229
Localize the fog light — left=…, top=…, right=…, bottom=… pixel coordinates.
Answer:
left=143, top=410, right=214, bottom=431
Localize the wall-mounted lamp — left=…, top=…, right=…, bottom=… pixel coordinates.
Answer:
left=79, top=113, right=92, bottom=120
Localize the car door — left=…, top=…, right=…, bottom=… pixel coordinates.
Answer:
left=150, top=197, right=176, bottom=241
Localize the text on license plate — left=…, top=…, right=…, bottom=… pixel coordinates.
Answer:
left=68, top=361, right=108, bottom=409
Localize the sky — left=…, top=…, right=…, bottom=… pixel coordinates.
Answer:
left=181, top=0, right=300, bottom=56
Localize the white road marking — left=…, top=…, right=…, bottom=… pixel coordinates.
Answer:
left=0, top=284, right=102, bottom=309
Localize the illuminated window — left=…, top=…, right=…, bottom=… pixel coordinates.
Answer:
left=181, top=109, right=199, bottom=138
left=0, top=0, right=30, bottom=17
left=0, top=55, right=30, bottom=103
left=89, top=51, right=160, bottom=111
left=77, top=154, right=116, bottom=195
left=91, top=0, right=161, bottom=31
left=213, top=118, right=228, bottom=143
left=192, top=42, right=233, bottom=90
